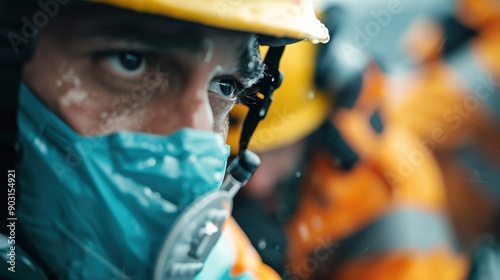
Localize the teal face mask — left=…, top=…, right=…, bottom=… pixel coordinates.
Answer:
left=17, top=84, right=230, bottom=279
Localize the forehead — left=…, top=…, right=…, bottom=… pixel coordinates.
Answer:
left=50, top=3, right=251, bottom=50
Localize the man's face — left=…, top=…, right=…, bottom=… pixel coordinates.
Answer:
left=23, top=3, right=263, bottom=138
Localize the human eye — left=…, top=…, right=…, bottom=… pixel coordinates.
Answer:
left=97, top=51, right=152, bottom=79
left=208, top=77, right=244, bottom=101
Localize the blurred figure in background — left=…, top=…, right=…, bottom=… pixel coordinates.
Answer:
left=230, top=0, right=500, bottom=279
left=322, top=0, right=500, bottom=254
left=384, top=0, right=500, bottom=248
left=228, top=7, right=467, bottom=280
left=381, top=0, right=500, bottom=277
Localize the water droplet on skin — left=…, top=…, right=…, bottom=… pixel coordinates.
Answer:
left=62, top=68, right=81, bottom=87
left=60, top=89, right=88, bottom=107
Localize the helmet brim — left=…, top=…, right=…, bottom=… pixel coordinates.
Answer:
left=89, top=0, right=330, bottom=44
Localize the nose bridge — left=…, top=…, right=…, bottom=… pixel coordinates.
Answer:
left=148, top=81, right=214, bottom=135
left=179, top=85, right=214, bottom=132
left=148, top=60, right=217, bottom=135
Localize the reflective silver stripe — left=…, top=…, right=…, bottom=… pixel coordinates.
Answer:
left=445, top=43, right=500, bottom=122
left=330, top=208, right=456, bottom=263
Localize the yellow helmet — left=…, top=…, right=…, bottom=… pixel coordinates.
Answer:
left=227, top=41, right=332, bottom=154
left=90, top=0, right=329, bottom=44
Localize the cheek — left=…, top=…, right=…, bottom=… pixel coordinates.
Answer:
left=55, top=62, right=176, bottom=135
left=23, top=46, right=107, bottom=134
left=209, top=92, right=235, bottom=136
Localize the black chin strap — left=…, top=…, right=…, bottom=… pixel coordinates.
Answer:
left=238, top=46, right=285, bottom=155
